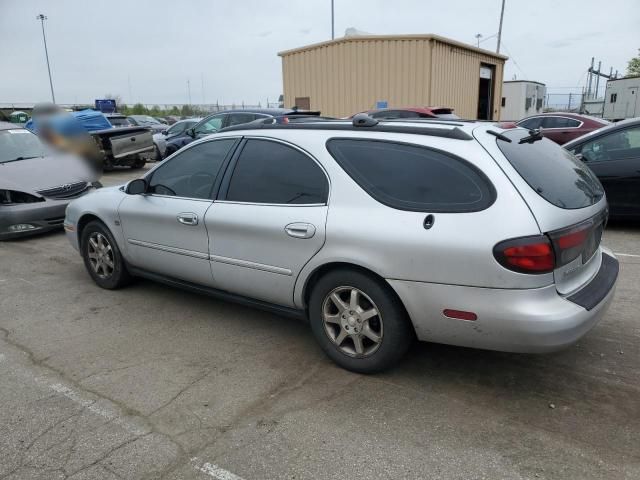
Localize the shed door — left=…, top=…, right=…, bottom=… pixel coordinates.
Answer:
left=627, top=87, right=638, bottom=118
left=478, top=64, right=495, bottom=120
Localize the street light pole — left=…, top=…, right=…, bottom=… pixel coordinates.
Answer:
left=496, top=0, right=505, bottom=54
left=36, top=14, right=56, bottom=103
left=331, top=0, right=335, bottom=39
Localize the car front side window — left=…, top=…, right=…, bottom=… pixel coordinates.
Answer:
left=196, top=115, right=225, bottom=135
left=579, top=127, right=640, bottom=162
left=148, top=139, right=237, bottom=199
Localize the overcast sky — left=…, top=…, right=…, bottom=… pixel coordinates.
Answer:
left=1, top=0, right=638, bottom=106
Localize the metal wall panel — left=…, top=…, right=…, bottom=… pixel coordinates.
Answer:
left=280, top=35, right=506, bottom=119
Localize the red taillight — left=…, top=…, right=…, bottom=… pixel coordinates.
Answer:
left=557, top=229, right=588, bottom=249
left=494, top=236, right=555, bottom=274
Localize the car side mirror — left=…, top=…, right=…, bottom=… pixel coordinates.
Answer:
left=125, top=178, right=147, bottom=195
left=574, top=153, right=584, bottom=161
left=162, top=130, right=168, bottom=136
left=186, top=128, right=196, bottom=138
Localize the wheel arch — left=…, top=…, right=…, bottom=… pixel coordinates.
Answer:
left=299, top=261, right=413, bottom=327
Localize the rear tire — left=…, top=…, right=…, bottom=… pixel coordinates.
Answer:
left=309, top=269, right=414, bottom=373
left=80, top=221, right=132, bottom=289
left=131, top=157, right=146, bottom=169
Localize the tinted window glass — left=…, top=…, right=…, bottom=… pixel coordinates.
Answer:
left=149, top=139, right=236, bottom=199
left=518, top=117, right=542, bottom=129
left=543, top=117, right=580, bottom=128
left=496, top=129, right=603, bottom=209
left=227, top=113, right=257, bottom=126
left=579, top=126, right=640, bottom=162
left=326, top=139, right=495, bottom=212
left=226, top=139, right=328, bottom=204
left=167, top=122, right=188, bottom=135
left=196, top=115, right=224, bottom=134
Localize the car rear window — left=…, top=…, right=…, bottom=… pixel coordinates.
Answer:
left=495, top=129, right=604, bottom=209
left=326, top=138, right=495, bottom=212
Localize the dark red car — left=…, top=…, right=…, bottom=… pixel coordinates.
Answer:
left=354, top=106, right=459, bottom=120
left=514, top=113, right=610, bottom=144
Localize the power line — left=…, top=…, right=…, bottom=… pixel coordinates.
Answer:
left=500, top=41, right=529, bottom=79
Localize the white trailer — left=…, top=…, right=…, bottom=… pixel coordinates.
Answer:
left=603, top=76, right=640, bottom=121
left=500, top=80, right=546, bottom=121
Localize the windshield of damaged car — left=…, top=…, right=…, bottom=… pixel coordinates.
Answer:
left=0, top=129, right=47, bottom=163
left=131, top=115, right=161, bottom=125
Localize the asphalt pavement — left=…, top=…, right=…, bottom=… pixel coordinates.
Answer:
left=0, top=165, right=639, bottom=480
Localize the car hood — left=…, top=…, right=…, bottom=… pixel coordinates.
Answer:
left=0, top=152, right=97, bottom=193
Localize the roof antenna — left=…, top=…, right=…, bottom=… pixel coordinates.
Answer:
left=352, top=113, right=378, bottom=127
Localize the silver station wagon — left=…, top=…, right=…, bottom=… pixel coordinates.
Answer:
left=64, top=116, right=618, bottom=372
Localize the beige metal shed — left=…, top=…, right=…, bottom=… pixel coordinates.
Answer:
left=278, top=34, right=508, bottom=120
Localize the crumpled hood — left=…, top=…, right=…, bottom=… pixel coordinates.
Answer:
left=0, top=152, right=98, bottom=193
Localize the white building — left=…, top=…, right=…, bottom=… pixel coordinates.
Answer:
left=603, top=76, right=640, bottom=121
left=500, top=80, right=546, bottom=121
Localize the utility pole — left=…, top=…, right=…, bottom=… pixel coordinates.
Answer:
left=36, top=14, right=56, bottom=103
left=475, top=33, right=482, bottom=47
left=187, top=79, right=192, bottom=105
left=496, top=0, right=505, bottom=54
left=594, top=60, right=602, bottom=98
left=331, top=0, right=335, bottom=39
left=201, top=73, right=205, bottom=105
left=127, top=75, right=133, bottom=104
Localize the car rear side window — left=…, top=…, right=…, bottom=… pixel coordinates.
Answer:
left=326, top=139, right=495, bottom=212
left=496, top=129, right=603, bottom=209
left=225, top=139, right=328, bottom=204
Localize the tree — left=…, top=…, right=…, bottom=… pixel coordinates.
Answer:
left=627, top=49, right=640, bottom=77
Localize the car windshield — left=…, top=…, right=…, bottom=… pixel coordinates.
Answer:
left=131, top=115, right=160, bottom=125
left=108, top=117, right=131, bottom=127
left=0, top=129, right=47, bottom=163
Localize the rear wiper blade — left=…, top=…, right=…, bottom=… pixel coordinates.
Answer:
left=2, top=155, right=42, bottom=163
left=519, top=129, right=544, bottom=144
left=487, top=130, right=512, bottom=142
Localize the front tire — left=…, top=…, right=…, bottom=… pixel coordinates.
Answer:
left=81, top=221, right=132, bottom=289
left=309, top=269, right=414, bottom=373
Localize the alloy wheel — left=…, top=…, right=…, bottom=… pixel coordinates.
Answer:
left=87, top=232, right=115, bottom=279
left=322, top=286, right=383, bottom=357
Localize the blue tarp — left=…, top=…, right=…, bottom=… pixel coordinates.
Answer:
left=25, top=109, right=112, bottom=135
left=71, top=109, right=112, bottom=131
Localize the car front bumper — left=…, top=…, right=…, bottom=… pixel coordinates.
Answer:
left=388, top=249, right=618, bottom=353
left=0, top=200, right=70, bottom=240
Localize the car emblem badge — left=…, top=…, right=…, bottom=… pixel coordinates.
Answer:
left=62, top=183, right=72, bottom=192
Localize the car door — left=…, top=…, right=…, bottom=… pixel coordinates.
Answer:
left=118, top=138, right=239, bottom=285
left=574, top=125, right=640, bottom=216
left=205, top=137, right=329, bottom=307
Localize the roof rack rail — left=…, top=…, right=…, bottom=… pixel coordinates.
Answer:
left=219, top=115, right=473, bottom=140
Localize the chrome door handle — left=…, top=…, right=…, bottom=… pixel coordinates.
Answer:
left=177, top=212, right=198, bottom=226
left=285, top=222, right=316, bottom=239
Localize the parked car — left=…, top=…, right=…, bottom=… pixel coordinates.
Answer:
left=564, top=117, right=640, bottom=218
left=127, top=115, right=168, bottom=133
left=355, top=106, right=459, bottom=120
left=164, top=108, right=320, bottom=156
left=153, top=118, right=202, bottom=160
left=0, top=122, right=99, bottom=239
left=514, top=113, right=610, bottom=144
left=64, top=115, right=617, bottom=373
left=27, top=105, right=153, bottom=171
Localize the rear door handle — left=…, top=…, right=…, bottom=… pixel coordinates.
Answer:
left=177, top=212, right=198, bottom=226
left=285, top=222, right=316, bottom=239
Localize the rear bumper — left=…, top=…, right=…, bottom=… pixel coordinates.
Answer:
left=0, top=201, right=69, bottom=240
left=388, top=250, right=618, bottom=353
